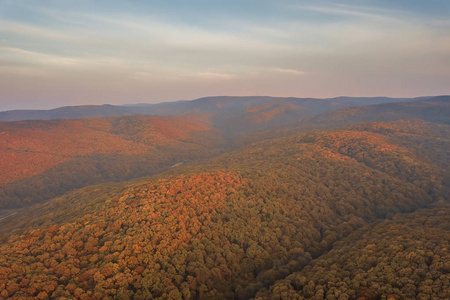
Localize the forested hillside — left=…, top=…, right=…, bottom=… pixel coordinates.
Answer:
left=4, top=97, right=445, bottom=211
left=0, top=117, right=448, bottom=299
left=306, top=96, right=450, bottom=127
left=233, top=96, right=450, bottom=149
left=255, top=204, right=450, bottom=299
left=0, top=115, right=223, bottom=209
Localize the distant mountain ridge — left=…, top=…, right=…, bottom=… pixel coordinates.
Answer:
left=306, top=95, right=450, bottom=126
left=0, top=95, right=431, bottom=122
left=0, top=104, right=133, bottom=122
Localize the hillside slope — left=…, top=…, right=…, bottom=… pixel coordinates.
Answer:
left=0, top=115, right=223, bottom=209
left=255, top=204, right=450, bottom=299
left=0, top=119, right=447, bottom=299
left=235, top=96, right=450, bottom=148
left=307, top=95, right=450, bottom=127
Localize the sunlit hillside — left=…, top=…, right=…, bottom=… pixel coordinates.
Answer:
left=1, top=114, right=448, bottom=299
left=0, top=115, right=222, bottom=209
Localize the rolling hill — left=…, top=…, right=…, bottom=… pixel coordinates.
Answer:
left=306, top=95, right=450, bottom=127
left=233, top=95, right=450, bottom=148
left=0, top=95, right=421, bottom=123
left=0, top=105, right=133, bottom=122
left=0, top=114, right=448, bottom=299
left=3, top=96, right=445, bottom=211
left=255, top=204, right=450, bottom=299
left=0, top=96, right=449, bottom=299
left=0, top=115, right=223, bottom=209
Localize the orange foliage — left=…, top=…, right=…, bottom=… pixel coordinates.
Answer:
left=0, top=115, right=210, bottom=185
left=246, top=102, right=299, bottom=123
left=310, top=130, right=405, bottom=161
left=0, top=171, right=244, bottom=299
left=0, top=151, right=68, bottom=185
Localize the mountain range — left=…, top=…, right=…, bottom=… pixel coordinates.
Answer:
left=0, top=96, right=426, bottom=122
left=0, top=95, right=449, bottom=299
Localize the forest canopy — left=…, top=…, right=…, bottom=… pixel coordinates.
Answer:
left=1, top=115, right=449, bottom=299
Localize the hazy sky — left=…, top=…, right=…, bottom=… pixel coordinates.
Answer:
left=1, top=0, right=450, bottom=110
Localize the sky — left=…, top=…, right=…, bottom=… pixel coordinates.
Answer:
left=1, top=0, right=450, bottom=111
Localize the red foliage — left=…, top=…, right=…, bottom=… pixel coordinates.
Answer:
left=0, top=171, right=245, bottom=298
left=246, top=101, right=299, bottom=123
left=0, top=115, right=210, bottom=185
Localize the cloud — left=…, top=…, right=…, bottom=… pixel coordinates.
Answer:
left=272, top=68, right=305, bottom=76
left=295, top=4, right=401, bottom=22
left=0, top=20, right=85, bottom=43
left=0, top=46, right=135, bottom=74
left=1, top=9, right=308, bottom=82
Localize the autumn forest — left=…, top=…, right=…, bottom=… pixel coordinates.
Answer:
left=0, top=95, right=449, bottom=299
